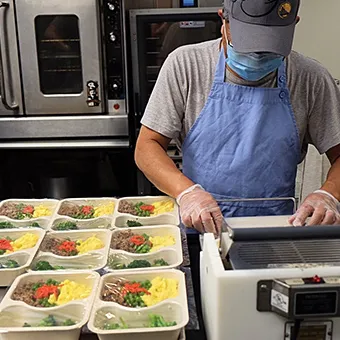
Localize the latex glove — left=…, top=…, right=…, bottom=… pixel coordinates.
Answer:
left=177, top=184, right=223, bottom=234
left=289, top=190, right=340, bottom=226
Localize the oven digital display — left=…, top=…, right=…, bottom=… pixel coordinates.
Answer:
left=290, top=325, right=327, bottom=340
left=295, top=292, right=337, bottom=316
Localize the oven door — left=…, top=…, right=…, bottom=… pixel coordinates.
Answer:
left=15, top=0, right=104, bottom=115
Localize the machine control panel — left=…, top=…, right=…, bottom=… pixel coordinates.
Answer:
left=102, top=0, right=126, bottom=113
left=257, top=276, right=340, bottom=319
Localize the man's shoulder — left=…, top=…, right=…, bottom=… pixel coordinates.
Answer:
left=167, top=38, right=221, bottom=64
left=288, top=50, right=333, bottom=80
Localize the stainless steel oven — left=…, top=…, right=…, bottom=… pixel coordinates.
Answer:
left=0, top=0, right=128, bottom=116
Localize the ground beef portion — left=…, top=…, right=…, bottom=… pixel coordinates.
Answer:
left=0, top=203, right=19, bottom=219
left=40, top=236, right=76, bottom=256
left=111, top=230, right=152, bottom=253
left=12, top=282, right=43, bottom=307
left=58, top=202, right=81, bottom=218
left=118, top=201, right=137, bottom=215
left=101, top=279, right=126, bottom=306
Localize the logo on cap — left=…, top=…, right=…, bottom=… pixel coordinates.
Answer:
left=278, top=2, right=292, bottom=19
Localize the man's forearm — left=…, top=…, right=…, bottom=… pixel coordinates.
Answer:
left=321, top=156, right=340, bottom=201
left=135, top=139, right=194, bottom=198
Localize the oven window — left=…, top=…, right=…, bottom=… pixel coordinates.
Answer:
left=137, top=17, right=222, bottom=112
left=35, top=15, right=83, bottom=95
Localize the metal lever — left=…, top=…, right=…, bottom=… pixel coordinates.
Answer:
left=0, top=1, right=18, bottom=110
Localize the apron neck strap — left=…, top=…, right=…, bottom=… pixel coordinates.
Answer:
left=277, top=59, right=287, bottom=89
left=214, top=48, right=227, bottom=84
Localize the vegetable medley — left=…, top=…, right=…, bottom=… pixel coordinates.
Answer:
left=34, top=261, right=65, bottom=271
left=118, top=200, right=174, bottom=217
left=12, top=278, right=91, bottom=307
left=58, top=202, right=115, bottom=219
left=23, top=315, right=76, bottom=327
left=41, top=235, right=104, bottom=256
left=102, top=314, right=176, bottom=330
left=111, top=230, right=175, bottom=254
left=107, top=256, right=169, bottom=270
left=0, top=203, right=52, bottom=220
left=102, top=276, right=179, bottom=308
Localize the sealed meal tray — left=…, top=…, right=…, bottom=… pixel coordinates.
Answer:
left=56, top=198, right=117, bottom=221
left=225, top=215, right=291, bottom=229
left=0, top=228, right=45, bottom=286
left=0, top=217, right=50, bottom=230
left=50, top=217, right=112, bottom=231
left=32, top=229, right=111, bottom=272
left=107, top=226, right=182, bottom=272
left=88, top=269, right=189, bottom=340
left=0, top=199, right=59, bottom=221
left=113, top=196, right=179, bottom=228
left=0, top=271, right=100, bottom=340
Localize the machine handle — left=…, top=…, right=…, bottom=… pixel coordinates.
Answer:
left=0, top=1, right=18, bottom=111
left=216, top=197, right=297, bottom=213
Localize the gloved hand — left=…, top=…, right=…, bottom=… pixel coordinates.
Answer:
left=177, top=184, right=223, bottom=234
left=289, top=190, right=340, bottom=226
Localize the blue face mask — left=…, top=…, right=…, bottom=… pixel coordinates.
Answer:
left=226, top=44, right=284, bottom=82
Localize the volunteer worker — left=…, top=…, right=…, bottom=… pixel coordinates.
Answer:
left=135, top=0, right=340, bottom=234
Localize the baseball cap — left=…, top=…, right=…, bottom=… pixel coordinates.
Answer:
left=224, top=0, right=300, bottom=57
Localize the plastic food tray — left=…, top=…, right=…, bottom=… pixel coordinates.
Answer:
left=0, top=217, right=50, bottom=230
left=0, top=228, right=45, bottom=286
left=55, top=198, right=117, bottom=222
left=107, top=226, right=183, bottom=272
left=49, top=217, right=112, bottom=231
left=113, top=196, right=179, bottom=228
left=88, top=269, right=189, bottom=340
left=32, top=229, right=111, bottom=272
left=0, top=271, right=100, bottom=340
left=0, top=199, right=59, bottom=222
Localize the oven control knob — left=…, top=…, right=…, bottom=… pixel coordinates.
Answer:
left=109, top=32, right=116, bottom=42
left=108, top=3, right=115, bottom=11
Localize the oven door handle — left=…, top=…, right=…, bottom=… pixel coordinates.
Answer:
left=0, top=1, right=18, bottom=110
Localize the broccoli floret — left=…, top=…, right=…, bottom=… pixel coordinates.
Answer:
left=3, top=260, right=20, bottom=268
left=0, top=222, right=14, bottom=229
left=53, top=265, right=65, bottom=270
left=23, top=323, right=32, bottom=327
left=153, top=259, right=169, bottom=267
left=0, top=250, right=6, bottom=255
left=103, top=318, right=128, bottom=330
left=38, top=315, right=57, bottom=327
left=148, top=314, right=176, bottom=328
left=34, top=261, right=54, bottom=271
left=62, top=319, right=76, bottom=326
left=126, top=220, right=143, bottom=227
left=127, top=260, right=152, bottom=269
left=55, top=221, right=78, bottom=231
left=103, top=323, right=121, bottom=330
left=28, top=222, right=41, bottom=228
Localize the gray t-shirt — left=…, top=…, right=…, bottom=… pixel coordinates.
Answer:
left=141, top=38, right=340, bottom=161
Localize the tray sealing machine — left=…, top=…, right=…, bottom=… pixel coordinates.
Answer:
left=200, top=211, right=340, bottom=340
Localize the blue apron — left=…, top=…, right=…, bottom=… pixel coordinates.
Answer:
left=182, top=48, right=301, bottom=227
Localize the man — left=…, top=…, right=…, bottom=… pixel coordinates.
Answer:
left=135, top=0, right=340, bottom=234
